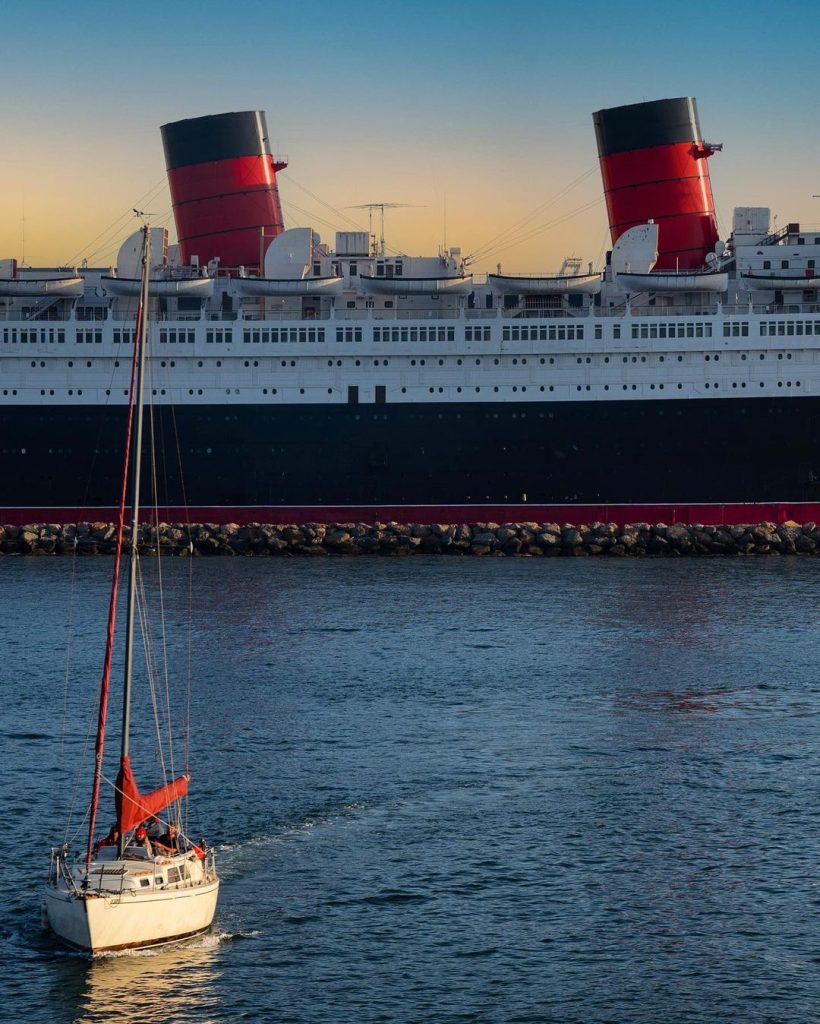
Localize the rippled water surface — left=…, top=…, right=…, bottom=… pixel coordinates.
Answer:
left=0, top=556, right=818, bottom=1023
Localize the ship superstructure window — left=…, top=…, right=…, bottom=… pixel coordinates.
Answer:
left=242, top=327, right=325, bottom=343
left=206, top=329, right=232, bottom=343
left=373, top=326, right=453, bottom=342
left=501, top=324, right=584, bottom=342
left=113, top=329, right=135, bottom=344
left=631, top=322, right=712, bottom=340
left=336, top=328, right=363, bottom=343
left=76, top=329, right=102, bottom=343
left=761, top=320, right=820, bottom=336
left=465, top=327, right=491, bottom=341
left=159, top=329, right=195, bottom=344
left=723, top=322, right=750, bottom=337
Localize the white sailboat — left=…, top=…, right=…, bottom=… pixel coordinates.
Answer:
left=44, top=225, right=219, bottom=955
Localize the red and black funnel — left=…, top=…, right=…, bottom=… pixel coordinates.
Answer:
left=161, top=110, right=286, bottom=271
left=593, top=97, right=719, bottom=271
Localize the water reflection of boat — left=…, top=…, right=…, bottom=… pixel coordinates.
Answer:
left=75, top=940, right=222, bottom=1023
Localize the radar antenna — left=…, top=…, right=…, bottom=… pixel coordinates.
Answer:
left=346, top=202, right=424, bottom=257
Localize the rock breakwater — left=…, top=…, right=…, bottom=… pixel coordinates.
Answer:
left=2, top=520, right=820, bottom=556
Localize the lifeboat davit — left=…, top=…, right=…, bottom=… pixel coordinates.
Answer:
left=489, top=273, right=602, bottom=295
left=617, top=270, right=728, bottom=293
left=238, top=276, right=345, bottom=297
left=101, top=276, right=215, bottom=298
left=0, top=276, right=84, bottom=298
left=359, top=274, right=474, bottom=295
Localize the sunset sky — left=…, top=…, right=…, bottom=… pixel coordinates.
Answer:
left=2, top=0, right=818, bottom=274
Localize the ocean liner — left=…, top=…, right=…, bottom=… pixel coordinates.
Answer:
left=2, top=97, right=820, bottom=526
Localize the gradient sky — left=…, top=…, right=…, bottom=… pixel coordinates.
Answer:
left=1, top=0, right=818, bottom=273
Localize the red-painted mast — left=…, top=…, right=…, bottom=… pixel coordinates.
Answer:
left=85, top=226, right=150, bottom=871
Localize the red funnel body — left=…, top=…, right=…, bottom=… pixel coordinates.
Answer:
left=161, top=110, right=286, bottom=271
left=593, top=98, right=718, bottom=271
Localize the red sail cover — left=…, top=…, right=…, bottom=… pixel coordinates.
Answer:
left=116, top=756, right=189, bottom=834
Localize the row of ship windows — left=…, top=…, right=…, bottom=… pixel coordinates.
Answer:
left=631, top=322, right=714, bottom=339
left=9, top=379, right=805, bottom=401
left=372, top=327, right=457, bottom=342
left=504, top=325, right=585, bottom=341
left=760, top=321, right=820, bottom=336
left=5, top=321, right=820, bottom=349
left=16, top=350, right=807, bottom=374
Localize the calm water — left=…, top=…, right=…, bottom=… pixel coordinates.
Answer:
left=0, top=555, right=817, bottom=1023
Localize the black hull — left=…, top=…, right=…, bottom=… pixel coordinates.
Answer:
left=3, top=396, right=820, bottom=515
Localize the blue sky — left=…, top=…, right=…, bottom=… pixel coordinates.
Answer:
left=1, top=0, right=818, bottom=269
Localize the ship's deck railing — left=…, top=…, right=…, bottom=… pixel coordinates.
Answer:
left=4, top=302, right=820, bottom=325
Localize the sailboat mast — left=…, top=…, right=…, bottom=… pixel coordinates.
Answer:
left=120, top=227, right=151, bottom=769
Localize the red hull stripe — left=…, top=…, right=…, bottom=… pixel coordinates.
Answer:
left=2, top=503, right=819, bottom=528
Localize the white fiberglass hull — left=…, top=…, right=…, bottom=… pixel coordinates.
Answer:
left=44, top=878, right=219, bottom=954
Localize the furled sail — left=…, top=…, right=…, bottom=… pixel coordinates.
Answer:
left=115, top=756, right=189, bottom=834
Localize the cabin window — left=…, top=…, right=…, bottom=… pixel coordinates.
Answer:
left=376, top=263, right=385, bottom=277
left=395, top=263, right=403, bottom=277
left=347, top=385, right=358, bottom=405
left=375, top=385, right=386, bottom=404
left=763, top=261, right=771, bottom=270
left=350, top=262, right=358, bottom=276
left=313, top=262, right=321, bottom=277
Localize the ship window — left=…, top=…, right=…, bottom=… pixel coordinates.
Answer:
left=810, top=261, right=816, bottom=270
left=377, top=263, right=385, bottom=277
left=781, top=260, right=789, bottom=269
left=401, top=328, right=408, bottom=342
left=763, top=261, right=771, bottom=270
left=348, top=385, right=359, bottom=404
left=395, top=264, right=403, bottom=277
left=410, top=328, right=418, bottom=342
left=594, top=325, right=602, bottom=340
left=299, top=329, right=307, bottom=343
left=350, top=262, right=358, bottom=276
left=502, top=327, right=510, bottom=341
left=375, top=385, right=386, bottom=404
left=613, top=325, right=620, bottom=339
left=313, top=262, right=321, bottom=276
left=447, top=328, right=454, bottom=341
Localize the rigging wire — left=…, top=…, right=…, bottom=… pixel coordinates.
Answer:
left=468, top=166, right=598, bottom=263
left=146, top=356, right=178, bottom=788
left=476, top=197, right=605, bottom=265
left=63, top=176, right=169, bottom=267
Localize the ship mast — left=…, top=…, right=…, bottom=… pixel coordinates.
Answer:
left=117, top=226, right=150, bottom=854
left=85, top=225, right=149, bottom=871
